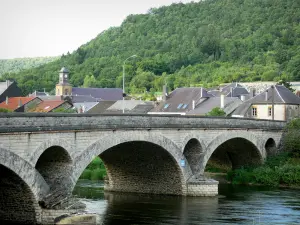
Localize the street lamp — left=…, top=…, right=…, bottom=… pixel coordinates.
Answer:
left=122, top=54, right=137, bottom=113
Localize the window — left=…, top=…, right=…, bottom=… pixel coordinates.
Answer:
left=252, top=106, right=257, bottom=117
left=177, top=103, right=183, bottom=109
left=57, top=89, right=60, bottom=95
left=163, top=104, right=169, bottom=109
left=64, top=89, right=68, bottom=95
left=268, top=106, right=272, bottom=116
left=182, top=104, right=188, bottom=109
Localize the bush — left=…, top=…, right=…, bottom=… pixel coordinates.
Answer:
left=278, top=164, right=300, bottom=185
left=90, top=168, right=106, bottom=181
left=253, top=167, right=280, bottom=186
left=282, top=118, right=300, bottom=157
left=227, top=168, right=255, bottom=185
left=80, top=169, right=92, bottom=180
left=0, top=108, right=12, bottom=113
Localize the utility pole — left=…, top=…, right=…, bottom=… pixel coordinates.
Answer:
left=271, top=85, right=275, bottom=120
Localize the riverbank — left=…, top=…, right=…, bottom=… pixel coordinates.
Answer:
left=218, top=153, right=300, bottom=187
left=79, top=157, right=106, bottom=180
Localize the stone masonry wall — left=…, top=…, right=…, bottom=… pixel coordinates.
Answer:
left=101, top=141, right=184, bottom=195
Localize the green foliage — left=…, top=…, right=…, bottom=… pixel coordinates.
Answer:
left=0, top=108, right=12, bottom=113
left=227, top=153, right=300, bottom=187
left=80, top=157, right=107, bottom=181
left=3, top=0, right=300, bottom=95
left=206, top=107, right=226, bottom=116
left=282, top=118, right=300, bottom=157
left=0, top=56, right=59, bottom=76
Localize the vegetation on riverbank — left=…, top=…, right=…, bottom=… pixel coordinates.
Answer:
left=79, top=157, right=106, bottom=181
left=227, top=118, right=300, bottom=187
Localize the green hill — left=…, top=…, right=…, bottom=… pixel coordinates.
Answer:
left=0, top=57, right=59, bottom=77
left=2, top=0, right=300, bottom=95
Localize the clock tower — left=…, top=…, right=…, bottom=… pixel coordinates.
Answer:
left=56, top=67, right=72, bottom=96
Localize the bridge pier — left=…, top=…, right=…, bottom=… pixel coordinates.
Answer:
left=186, top=180, right=219, bottom=197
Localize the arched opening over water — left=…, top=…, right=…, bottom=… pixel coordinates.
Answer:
left=35, top=146, right=72, bottom=189
left=0, top=164, right=38, bottom=224
left=205, top=137, right=262, bottom=172
left=265, top=138, right=276, bottom=157
left=183, top=138, right=202, bottom=174
left=77, top=141, right=184, bottom=196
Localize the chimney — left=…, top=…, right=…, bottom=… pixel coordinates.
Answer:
left=250, top=88, right=256, bottom=98
left=18, top=98, right=22, bottom=107
left=200, top=87, right=203, bottom=98
left=162, top=85, right=168, bottom=101
left=192, top=100, right=195, bottom=110
left=241, top=95, right=246, bottom=101
left=6, top=80, right=10, bottom=88
left=230, top=87, right=233, bottom=97
left=265, top=91, right=268, bottom=101
left=220, top=94, right=225, bottom=108
left=5, top=96, right=8, bottom=105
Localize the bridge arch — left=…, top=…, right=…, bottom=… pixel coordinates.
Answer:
left=71, top=132, right=189, bottom=196
left=265, top=138, right=277, bottom=157
left=182, top=136, right=204, bottom=175
left=201, top=132, right=263, bottom=173
left=0, top=147, right=50, bottom=200
left=0, top=164, right=40, bottom=224
left=30, top=138, right=74, bottom=166
left=35, top=145, right=73, bottom=190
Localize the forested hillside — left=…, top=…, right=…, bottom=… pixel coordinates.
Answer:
left=0, top=57, right=59, bottom=76
left=2, top=0, right=300, bottom=95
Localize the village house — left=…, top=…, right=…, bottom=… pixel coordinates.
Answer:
left=231, top=85, right=300, bottom=121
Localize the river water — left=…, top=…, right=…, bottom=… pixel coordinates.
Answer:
left=73, top=180, right=300, bottom=224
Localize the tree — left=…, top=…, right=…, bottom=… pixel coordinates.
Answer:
left=276, top=79, right=295, bottom=92
left=206, top=107, right=226, bottom=116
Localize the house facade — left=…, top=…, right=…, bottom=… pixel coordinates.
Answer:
left=232, top=85, right=300, bottom=121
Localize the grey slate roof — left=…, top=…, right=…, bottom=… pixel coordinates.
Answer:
left=187, top=97, right=241, bottom=115
left=69, top=95, right=98, bottom=103
left=71, top=87, right=123, bottom=101
left=150, top=87, right=211, bottom=113
left=86, top=101, right=116, bottom=114
left=226, top=87, right=249, bottom=97
left=231, top=85, right=300, bottom=117
left=73, top=102, right=99, bottom=113
left=107, top=100, right=152, bottom=111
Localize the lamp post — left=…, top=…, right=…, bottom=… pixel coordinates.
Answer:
left=122, top=55, right=137, bottom=113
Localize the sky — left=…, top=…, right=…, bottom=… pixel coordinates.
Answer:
left=0, top=0, right=196, bottom=59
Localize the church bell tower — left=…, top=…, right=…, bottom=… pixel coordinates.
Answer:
left=55, top=67, right=72, bottom=96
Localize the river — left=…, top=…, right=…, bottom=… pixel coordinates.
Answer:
left=73, top=180, right=300, bottom=224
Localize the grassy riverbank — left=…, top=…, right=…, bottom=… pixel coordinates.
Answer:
left=79, top=157, right=106, bottom=180
left=227, top=154, right=300, bottom=187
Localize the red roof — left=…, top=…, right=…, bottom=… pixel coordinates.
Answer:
left=0, top=97, right=36, bottom=111
left=29, top=100, right=67, bottom=112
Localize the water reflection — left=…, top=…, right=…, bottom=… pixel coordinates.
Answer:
left=73, top=180, right=300, bottom=224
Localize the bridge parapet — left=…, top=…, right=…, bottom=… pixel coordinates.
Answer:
left=0, top=114, right=286, bottom=133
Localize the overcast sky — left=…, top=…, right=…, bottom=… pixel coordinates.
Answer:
left=0, top=0, right=196, bottom=59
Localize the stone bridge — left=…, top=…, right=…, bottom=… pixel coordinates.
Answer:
left=0, top=114, right=285, bottom=224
